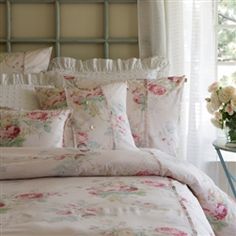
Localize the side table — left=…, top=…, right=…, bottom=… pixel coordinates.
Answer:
left=213, top=139, right=236, bottom=198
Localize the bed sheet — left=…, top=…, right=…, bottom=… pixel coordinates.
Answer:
left=0, top=147, right=236, bottom=236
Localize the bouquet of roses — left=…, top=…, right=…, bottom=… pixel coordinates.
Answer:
left=206, top=82, right=236, bottom=141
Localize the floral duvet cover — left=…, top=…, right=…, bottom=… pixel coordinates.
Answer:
left=0, top=148, right=236, bottom=236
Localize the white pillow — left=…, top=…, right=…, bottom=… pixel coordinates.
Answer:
left=49, top=56, right=168, bottom=80
left=0, top=47, right=52, bottom=74
left=0, top=85, right=40, bottom=110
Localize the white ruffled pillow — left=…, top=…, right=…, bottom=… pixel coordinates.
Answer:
left=0, top=109, right=70, bottom=147
left=0, top=47, right=52, bottom=74
left=49, top=56, right=168, bottom=80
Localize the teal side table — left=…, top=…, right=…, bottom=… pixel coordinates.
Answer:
left=213, top=139, right=236, bottom=198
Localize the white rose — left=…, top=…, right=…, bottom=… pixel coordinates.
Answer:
left=210, top=91, right=221, bottom=110
left=214, top=111, right=222, bottom=121
left=206, top=102, right=215, bottom=114
left=211, top=118, right=223, bottom=129
left=208, top=82, right=218, bottom=92
left=218, top=86, right=236, bottom=103
left=231, top=95, right=236, bottom=111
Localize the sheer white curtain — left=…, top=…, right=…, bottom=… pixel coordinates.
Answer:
left=138, top=0, right=219, bottom=183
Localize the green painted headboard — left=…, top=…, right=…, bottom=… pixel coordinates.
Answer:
left=0, top=0, right=138, bottom=59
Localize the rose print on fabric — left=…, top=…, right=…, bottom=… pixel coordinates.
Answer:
left=36, top=88, right=67, bottom=110
left=0, top=110, right=70, bottom=147
left=66, top=82, right=136, bottom=150
left=168, top=76, right=184, bottom=85
left=155, top=227, right=188, bottom=236
left=0, top=202, right=8, bottom=214
left=214, top=203, right=228, bottom=220
left=16, top=193, right=44, bottom=200
left=147, top=83, right=167, bottom=96
left=69, top=87, right=105, bottom=117
left=132, top=133, right=142, bottom=146
left=0, top=116, right=25, bottom=147
left=141, top=179, right=168, bottom=188
left=87, top=184, right=145, bottom=198
left=204, top=202, right=229, bottom=230
left=15, top=192, right=63, bottom=201
left=131, top=82, right=147, bottom=111
left=27, top=111, right=49, bottom=121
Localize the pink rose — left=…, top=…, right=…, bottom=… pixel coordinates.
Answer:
left=133, top=94, right=145, bottom=104
left=117, top=115, right=125, bottom=122
left=27, top=112, right=49, bottom=121
left=72, top=95, right=84, bottom=105
left=168, top=76, right=183, bottom=84
left=64, top=75, right=75, bottom=80
left=57, top=210, right=72, bottom=215
left=132, top=133, right=141, bottom=145
left=136, top=170, right=155, bottom=176
left=93, top=87, right=103, bottom=96
left=2, top=125, right=21, bottom=139
left=142, top=179, right=166, bottom=187
left=119, top=185, right=138, bottom=192
left=148, top=83, right=166, bottom=95
left=155, top=227, right=188, bottom=236
left=214, top=203, right=228, bottom=220
left=77, top=132, right=88, bottom=144
left=16, top=193, right=44, bottom=200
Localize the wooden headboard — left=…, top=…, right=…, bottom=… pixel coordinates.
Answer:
left=0, top=0, right=138, bottom=59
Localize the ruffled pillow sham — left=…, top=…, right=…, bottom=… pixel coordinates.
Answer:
left=0, top=47, right=52, bottom=74
left=49, top=56, right=168, bottom=80
left=0, top=109, right=70, bottom=147
left=65, top=82, right=137, bottom=151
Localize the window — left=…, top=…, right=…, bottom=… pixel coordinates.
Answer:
left=217, top=0, right=236, bottom=84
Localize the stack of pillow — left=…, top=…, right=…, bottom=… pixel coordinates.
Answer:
left=0, top=47, right=185, bottom=157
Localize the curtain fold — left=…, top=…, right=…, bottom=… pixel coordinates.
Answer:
left=138, top=0, right=219, bottom=184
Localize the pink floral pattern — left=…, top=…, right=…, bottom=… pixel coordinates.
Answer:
left=155, top=227, right=188, bottom=236
left=36, top=87, right=67, bottom=110
left=147, top=83, right=167, bottom=95
left=0, top=109, right=70, bottom=147
left=1, top=148, right=236, bottom=235
left=204, top=203, right=228, bottom=221
left=66, top=82, right=136, bottom=150
left=127, top=76, right=186, bottom=156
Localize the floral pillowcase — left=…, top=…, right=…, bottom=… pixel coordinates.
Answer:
left=0, top=109, right=70, bottom=147
left=63, top=75, right=185, bottom=156
left=127, top=76, right=185, bottom=156
left=65, top=82, right=137, bottom=151
left=35, top=87, right=73, bottom=147
left=35, top=87, right=67, bottom=110
left=34, top=76, right=185, bottom=155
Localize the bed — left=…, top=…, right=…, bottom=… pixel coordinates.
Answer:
left=0, top=1, right=236, bottom=236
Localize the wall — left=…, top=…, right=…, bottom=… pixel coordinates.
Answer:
left=0, top=2, right=138, bottom=59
